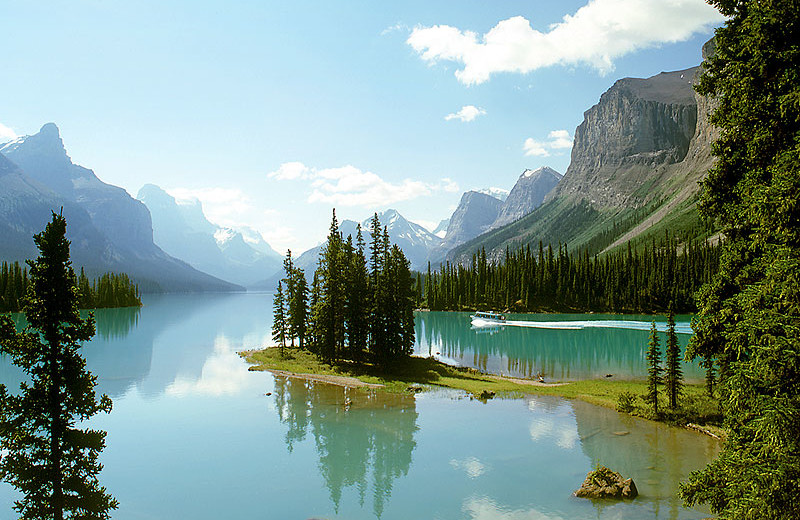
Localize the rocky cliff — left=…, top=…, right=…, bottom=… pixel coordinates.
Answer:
left=549, top=67, right=699, bottom=208
left=492, top=167, right=562, bottom=229
left=447, top=43, right=718, bottom=265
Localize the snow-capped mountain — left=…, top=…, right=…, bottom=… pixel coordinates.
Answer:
left=475, top=187, right=510, bottom=202
left=137, top=184, right=283, bottom=287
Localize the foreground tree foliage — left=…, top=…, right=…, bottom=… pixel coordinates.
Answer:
left=680, top=1, right=800, bottom=518
left=0, top=213, right=117, bottom=519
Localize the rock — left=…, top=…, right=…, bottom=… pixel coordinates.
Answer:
left=574, top=466, right=638, bottom=499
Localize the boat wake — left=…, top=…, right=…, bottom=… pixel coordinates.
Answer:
left=501, top=319, right=693, bottom=335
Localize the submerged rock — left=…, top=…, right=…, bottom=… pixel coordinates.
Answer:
left=574, top=466, right=638, bottom=499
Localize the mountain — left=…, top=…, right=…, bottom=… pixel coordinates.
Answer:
left=438, top=191, right=503, bottom=253
left=432, top=218, right=450, bottom=238
left=0, top=124, right=241, bottom=292
left=490, top=167, right=562, bottom=229
left=447, top=44, right=717, bottom=265
left=137, top=184, right=283, bottom=287
left=475, top=187, right=510, bottom=202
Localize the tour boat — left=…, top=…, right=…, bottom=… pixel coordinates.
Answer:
left=470, top=311, right=507, bottom=327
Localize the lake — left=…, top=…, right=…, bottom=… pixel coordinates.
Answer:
left=0, top=292, right=717, bottom=519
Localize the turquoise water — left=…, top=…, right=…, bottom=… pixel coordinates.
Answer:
left=415, top=311, right=704, bottom=381
left=0, top=293, right=717, bottom=519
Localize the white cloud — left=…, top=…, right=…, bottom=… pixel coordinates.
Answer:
left=268, top=161, right=311, bottom=180
left=445, top=105, right=487, bottom=122
left=381, top=22, right=410, bottom=36
left=0, top=123, right=17, bottom=142
left=523, top=138, right=550, bottom=157
left=167, top=187, right=255, bottom=228
left=547, top=130, right=573, bottom=149
left=269, top=161, right=457, bottom=209
left=408, top=0, right=723, bottom=85
left=523, top=130, right=573, bottom=157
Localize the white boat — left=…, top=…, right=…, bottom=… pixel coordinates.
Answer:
left=470, top=311, right=507, bottom=327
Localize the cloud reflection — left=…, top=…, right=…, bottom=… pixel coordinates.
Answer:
left=165, top=335, right=254, bottom=397
left=463, top=496, right=568, bottom=520
left=450, top=457, right=487, bottom=478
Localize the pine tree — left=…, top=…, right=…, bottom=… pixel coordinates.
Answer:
left=0, top=212, right=117, bottom=519
left=272, top=281, right=288, bottom=356
left=664, top=309, right=683, bottom=410
left=645, top=321, right=663, bottom=416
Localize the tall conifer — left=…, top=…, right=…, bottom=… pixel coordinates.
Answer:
left=0, top=212, right=117, bottom=519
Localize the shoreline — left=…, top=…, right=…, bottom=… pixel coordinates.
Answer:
left=240, top=347, right=722, bottom=438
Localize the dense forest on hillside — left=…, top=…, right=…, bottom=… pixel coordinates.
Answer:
left=0, top=261, right=141, bottom=312
left=417, top=233, right=719, bottom=314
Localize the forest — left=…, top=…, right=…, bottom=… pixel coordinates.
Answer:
left=0, top=261, right=142, bottom=312
left=417, top=233, right=720, bottom=314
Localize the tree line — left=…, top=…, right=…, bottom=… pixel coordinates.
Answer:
left=0, top=261, right=141, bottom=312
left=273, top=211, right=415, bottom=369
left=418, top=233, right=720, bottom=314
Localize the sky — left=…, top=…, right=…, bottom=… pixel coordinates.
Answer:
left=0, top=0, right=724, bottom=254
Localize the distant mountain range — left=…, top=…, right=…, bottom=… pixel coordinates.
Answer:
left=0, top=124, right=241, bottom=292
left=137, top=184, right=283, bottom=288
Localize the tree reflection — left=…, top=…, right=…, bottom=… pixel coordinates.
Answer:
left=272, top=377, right=418, bottom=518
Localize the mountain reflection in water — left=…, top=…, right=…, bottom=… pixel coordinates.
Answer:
left=272, top=377, right=417, bottom=518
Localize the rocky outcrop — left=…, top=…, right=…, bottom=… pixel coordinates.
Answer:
left=548, top=67, right=699, bottom=208
left=445, top=42, right=720, bottom=266
left=574, top=466, right=638, bottom=499
left=491, top=167, right=561, bottom=229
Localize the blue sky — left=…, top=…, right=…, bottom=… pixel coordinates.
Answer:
left=0, top=0, right=723, bottom=253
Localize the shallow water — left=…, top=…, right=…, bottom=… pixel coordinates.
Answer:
left=0, top=293, right=717, bottom=519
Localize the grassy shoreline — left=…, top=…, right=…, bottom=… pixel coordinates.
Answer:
left=241, top=347, right=722, bottom=436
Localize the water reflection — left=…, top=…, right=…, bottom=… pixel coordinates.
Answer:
left=272, top=377, right=418, bottom=518
left=0, top=293, right=274, bottom=399
left=572, top=398, right=719, bottom=519
left=415, top=311, right=705, bottom=381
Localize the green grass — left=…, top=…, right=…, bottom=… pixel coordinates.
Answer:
left=241, top=347, right=722, bottom=430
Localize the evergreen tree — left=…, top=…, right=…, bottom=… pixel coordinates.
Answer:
left=664, top=309, right=683, bottom=410
left=272, top=281, right=288, bottom=356
left=681, top=2, right=800, bottom=518
left=0, top=212, right=117, bottom=519
left=645, top=321, right=663, bottom=416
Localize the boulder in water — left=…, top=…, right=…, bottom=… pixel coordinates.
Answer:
left=574, top=466, right=638, bottom=499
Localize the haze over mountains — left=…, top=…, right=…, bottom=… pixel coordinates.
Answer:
left=137, top=184, right=283, bottom=288
left=0, top=124, right=240, bottom=292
